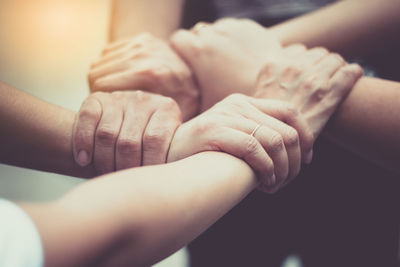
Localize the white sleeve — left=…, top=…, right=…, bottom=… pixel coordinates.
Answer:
left=0, top=199, right=43, bottom=267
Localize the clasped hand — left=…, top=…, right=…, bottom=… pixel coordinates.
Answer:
left=73, top=18, right=363, bottom=192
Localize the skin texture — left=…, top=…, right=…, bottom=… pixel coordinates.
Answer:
left=89, top=33, right=199, bottom=121
left=171, top=18, right=400, bottom=173
left=170, top=23, right=362, bottom=138
left=168, top=95, right=314, bottom=192
left=171, top=19, right=281, bottom=110
left=72, top=90, right=182, bottom=174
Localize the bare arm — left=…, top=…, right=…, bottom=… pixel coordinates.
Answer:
left=270, top=0, right=400, bottom=57
left=326, top=77, right=400, bottom=173
left=0, top=82, right=95, bottom=178
left=22, top=151, right=257, bottom=266
left=110, top=0, right=185, bottom=41
left=269, top=1, right=400, bottom=172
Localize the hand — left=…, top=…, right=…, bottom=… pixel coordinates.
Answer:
left=168, top=94, right=314, bottom=193
left=72, top=91, right=182, bottom=175
left=170, top=18, right=281, bottom=111
left=254, top=44, right=364, bottom=138
left=88, top=33, right=200, bottom=121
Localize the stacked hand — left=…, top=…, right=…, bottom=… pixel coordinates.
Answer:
left=72, top=91, right=182, bottom=175
left=170, top=18, right=281, bottom=110
left=75, top=18, right=363, bottom=192
left=88, top=33, right=200, bottom=121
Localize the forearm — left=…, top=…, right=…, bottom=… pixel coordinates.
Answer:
left=110, top=0, right=185, bottom=41
left=0, top=82, right=95, bottom=177
left=270, top=0, right=400, bottom=57
left=325, top=77, right=400, bottom=173
left=23, top=152, right=257, bottom=266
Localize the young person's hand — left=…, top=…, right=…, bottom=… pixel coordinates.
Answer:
left=88, top=33, right=200, bottom=121
left=254, top=44, right=363, bottom=138
left=72, top=91, right=182, bottom=175
left=170, top=18, right=281, bottom=111
left=168, top=94, right=314, bottom=193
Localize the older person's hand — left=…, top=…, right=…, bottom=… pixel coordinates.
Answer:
left=254, top=44, right=363, bottom=139
left=170, top=18, right=281, bottom=111
left=168, top=94, right=314, bottom=193
left=72, top=91, right=182, bottom=175
left=88, top=33, right=200, bottom=121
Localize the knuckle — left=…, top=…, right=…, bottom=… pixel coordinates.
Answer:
left=244, top=136, right=260, bottom=156
left=193, top=116, right=215, bottom=135
left=311, top=46, right=329, bottom=55
left=117, top=138, right=141, bottom=155
left=226, top=93, right=246, bottom=103
left=92, top=79, right=108, bottom=92
left=79, top=106, right=101, bottom=121
left=96, top=127, right=118, bottom=146
left=282, top=127, right=299, bottom=147
left=269, top=133, right=285, bottom=153
left=143, top=130, right=168, bottom=149
left=285, top=104, right=299, bottom=120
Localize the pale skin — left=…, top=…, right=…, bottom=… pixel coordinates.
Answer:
left=170, top=18, right=400, bottom=173
left=0, top=80, right=307, bottom=265
left=0, top=43, right=359, bottom=263
left=98, top=0, right=400, bottom=173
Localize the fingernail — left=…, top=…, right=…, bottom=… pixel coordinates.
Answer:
left=269, top=174, right=276, bottom=186
left=76, top=150, right=90, bottom=167
left=305, top=149, right=313, bottom=164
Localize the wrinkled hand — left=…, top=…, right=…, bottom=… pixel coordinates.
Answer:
left=254, top=44, right=363, bottom=138
left=168, top=94, right=314, bottom=193
left=170, top=18, right=281, bottom=110
left=72, top=91, right=182, bottom=175
left=88, top=33, right=200, bottom=121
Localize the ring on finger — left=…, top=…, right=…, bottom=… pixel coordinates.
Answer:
left=250, top=124, right=262, bottom=137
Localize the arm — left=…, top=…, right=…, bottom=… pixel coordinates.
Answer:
left=326, top=77, right=400, bottom=173
left=110, top=0, right=185, bottom=41
left=270, top=0, right=400, bottom=57
left=22, top=151, right=257, bottom=266
left=0, top=82, right=95, bottom=178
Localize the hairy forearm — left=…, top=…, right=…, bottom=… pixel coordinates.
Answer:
left=270, top=0, right=400, bottom=57
left=326, top=77, right=400, bottom=173
left=23, top=152, right=257, bottom=266
left=110, top=0, right=185, bottom=41
left=0, top=82, right=95, bottom=177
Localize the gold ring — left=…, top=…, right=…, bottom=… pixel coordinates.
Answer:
left=250, top=124, right=262, bottom=137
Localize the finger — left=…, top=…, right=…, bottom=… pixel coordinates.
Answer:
left=283, top=44, right=307, bottom=57
left=115, top=104, right=148, bottom=170
left=169, top=30, right=203, bottom=68
left=192, top=22, right=211, bottom=34
left=142, top=107, right=181, bottom=166
left=217, top=115, right=288, bottom=188
left=91, top=68, right=152, bottom=92
left=328, top=63, right=364, bottom=99
left=91, top=46, right=137, bottom=69
left=314, top=53, right=346, bottom=79
left=247, top=98, right=314, bottom=163
left=72, top=97, right=102, bottom=167
left=302, top=46, right=329, bottom=65
left=250, top=125, right=289, bottom=190
left=102, top=39, right=131, bottom=55
left=213, top=128, right=276, bottom=188
left=246, top=105, right=301, bottom=181
left=89, top=58, right=130, bottom=88
left=94, top=97, right=123, bottom=174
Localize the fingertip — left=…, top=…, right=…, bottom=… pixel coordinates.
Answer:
left=304, top=148, right=313, bottom=165
left=75, top=150, right=90, bottom=167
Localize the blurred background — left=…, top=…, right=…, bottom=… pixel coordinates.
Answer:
left=0, top=0, right=187, bottom=266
